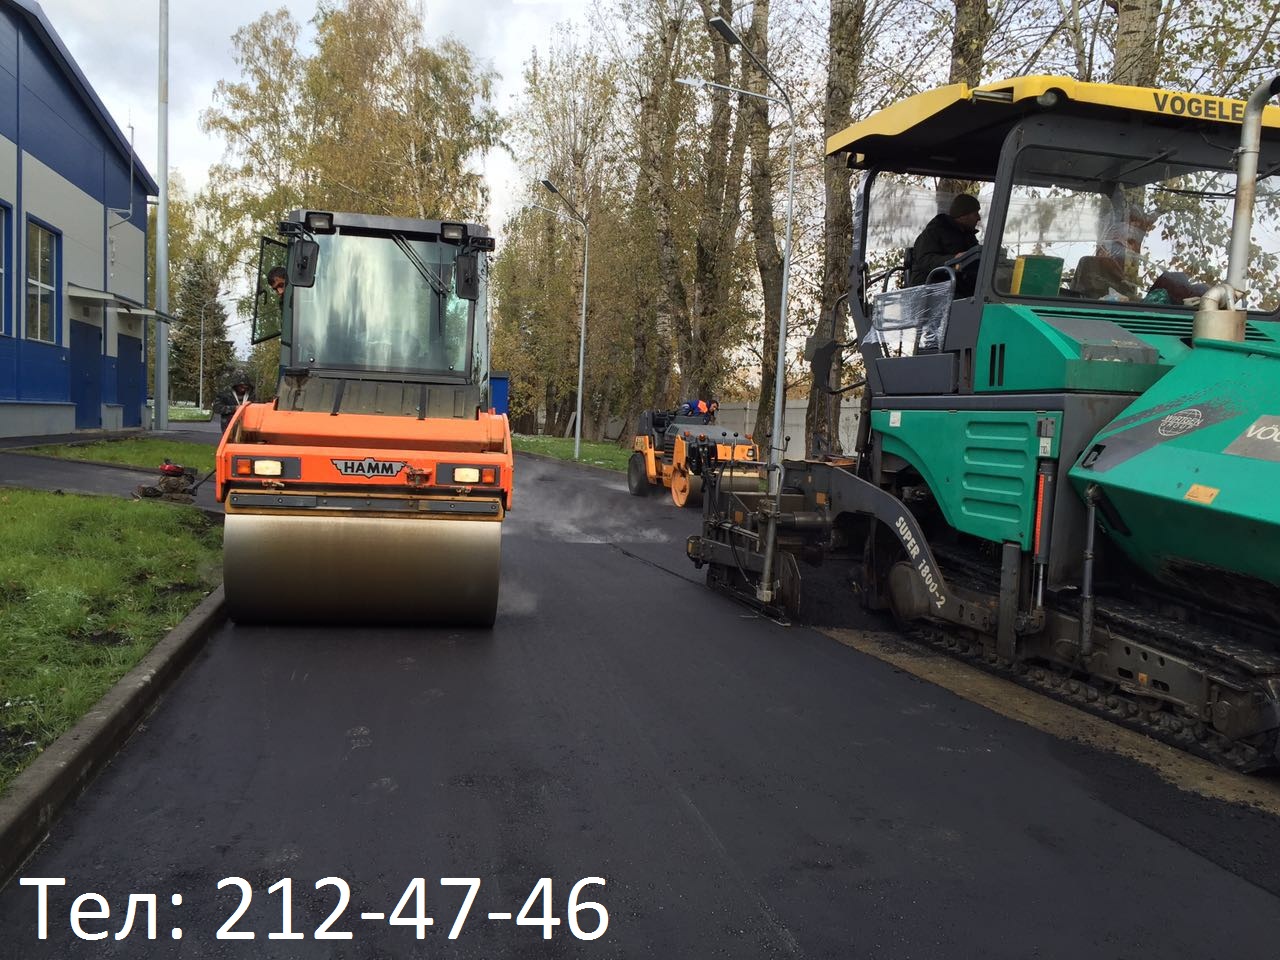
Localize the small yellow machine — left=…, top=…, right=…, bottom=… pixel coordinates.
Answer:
left=628, top=408, right=758, bottom=507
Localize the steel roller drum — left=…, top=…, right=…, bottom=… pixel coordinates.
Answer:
left=223, top=513, right=501, bottom=625
left=719, top=467, right=764, bottom=493
left=679, top=467, right=763, bottom=507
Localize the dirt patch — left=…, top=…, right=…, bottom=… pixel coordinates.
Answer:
left=0, top=724, right=39, bottom=772
left=153, top=582, right=202, bottom=598
left=123, top=573, right=202, bottom=597
left=75, top=629, right=130, bottom=646
left=176, top=510, right=219, bottom=534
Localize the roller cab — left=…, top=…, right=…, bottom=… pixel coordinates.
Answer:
left=217, top=210, right=511, bottom=626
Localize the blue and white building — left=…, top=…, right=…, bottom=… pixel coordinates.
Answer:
left=0, top=0, right=157, bottom=438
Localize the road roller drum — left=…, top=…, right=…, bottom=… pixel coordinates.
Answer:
left=223, top=509, right=502, bottom=625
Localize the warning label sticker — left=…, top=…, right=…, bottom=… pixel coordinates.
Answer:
left=1184, top=483, right=1220, bottom=505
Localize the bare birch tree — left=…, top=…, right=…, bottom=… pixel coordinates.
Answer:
left=804, top=0, right=868, bottom=456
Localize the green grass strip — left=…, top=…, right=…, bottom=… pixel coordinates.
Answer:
left=512, top=434, right=631, bottom=472
left=22, top=438, right=217, bottom=475
left=0, top=490, right=222, bottom=796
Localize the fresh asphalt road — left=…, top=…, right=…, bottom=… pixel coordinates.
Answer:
left=3, top=453, right=1280, bottom=958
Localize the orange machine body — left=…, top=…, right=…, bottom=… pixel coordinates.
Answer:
left=216, top=404, right=514, bottom=509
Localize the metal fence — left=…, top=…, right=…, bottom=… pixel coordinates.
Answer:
left=709, top=401, right=863, bottom=457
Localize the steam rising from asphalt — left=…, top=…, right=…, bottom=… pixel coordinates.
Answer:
left=508, top=463, right=674, bottom=545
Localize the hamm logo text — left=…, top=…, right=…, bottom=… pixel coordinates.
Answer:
left=332, top=458, right=407, bottom=477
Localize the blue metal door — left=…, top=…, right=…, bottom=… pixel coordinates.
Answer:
left=117, top=333, right=143, bottom=427
left=70, top=320, right=102, bottom=429
left=490, top=372, right=510, bottom=415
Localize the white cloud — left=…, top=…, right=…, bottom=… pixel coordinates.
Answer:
left=37, top=0, right=589, bottom=228
left=35, top=0, right=588, bottom=357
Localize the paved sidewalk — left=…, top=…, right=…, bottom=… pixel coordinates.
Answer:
left=0, top=423, right=224, bottom=509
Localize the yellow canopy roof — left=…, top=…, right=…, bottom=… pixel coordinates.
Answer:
left=827, top=75, right=1280, bottom=174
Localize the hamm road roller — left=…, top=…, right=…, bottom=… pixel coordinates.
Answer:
left=688, top=74, right=1280, bottom=768
left=216, top=210, right=511, bottom=626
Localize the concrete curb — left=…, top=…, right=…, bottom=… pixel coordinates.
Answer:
left=0, top=586, right=227, bottom=889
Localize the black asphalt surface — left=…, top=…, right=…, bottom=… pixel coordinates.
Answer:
left=2, top=452, right=1280, bottom=958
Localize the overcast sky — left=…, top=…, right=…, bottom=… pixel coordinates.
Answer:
left=38, top=0, right=592, bottom=235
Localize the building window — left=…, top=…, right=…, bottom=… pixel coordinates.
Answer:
left=26, top=220, right=57, bottom=343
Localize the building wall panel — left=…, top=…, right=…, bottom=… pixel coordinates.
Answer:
left=108, top=218, right=143, bottom=304
left=16, top=336, right=66, bottom=400
left=24, top=151, right=102, bottom=292
left=0, top=401, right=73, bottom=436
left=100, top=350, right=115, bottom=403
left=0, top=137, right=15, bottom=339
left=0, top=8, right=17, bottom=144
left=0, top=329, right=14, bottom=398
left=17, top=22, right=103, bottom=204
left=104, top=145, right=145, bottom=233
left=115, top=308, right=142, bottom=342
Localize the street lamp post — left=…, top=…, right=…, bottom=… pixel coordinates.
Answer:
left=155, top=0, right=170, bottom=431
left=680, top=15, right=796, bottom=606
left=540, top=179, right=590, bottom=461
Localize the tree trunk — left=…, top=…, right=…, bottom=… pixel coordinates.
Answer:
left=949, top=0, right=992, bottom=85
left=687, top=0, right=750, bottom=401
left=937, top=0, right=993, bottom=203
left=744, top=0, right=785, bottom=448
left=543, top=381, right=556, bottom=435
left=635, top=13, right=688, bottom=407
left=804, top=0, right=867, bottom=457
left=1111, top=0, right=1160, bottom=86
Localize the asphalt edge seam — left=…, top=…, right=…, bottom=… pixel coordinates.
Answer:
left=0, top=586, right=227, bottom=890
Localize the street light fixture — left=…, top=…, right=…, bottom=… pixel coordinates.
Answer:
left=688, top=14, right=797, bottom=607
left=540, top=178, right=590, bottom=461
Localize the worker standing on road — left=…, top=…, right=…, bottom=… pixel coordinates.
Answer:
left=212, top=370, right=255, bottom=433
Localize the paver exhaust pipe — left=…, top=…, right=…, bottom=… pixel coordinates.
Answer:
left=1194, top=73, right=1280, bottom=342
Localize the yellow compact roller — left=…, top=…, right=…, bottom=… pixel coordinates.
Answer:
left=627, top=408, right=761, bottom=508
